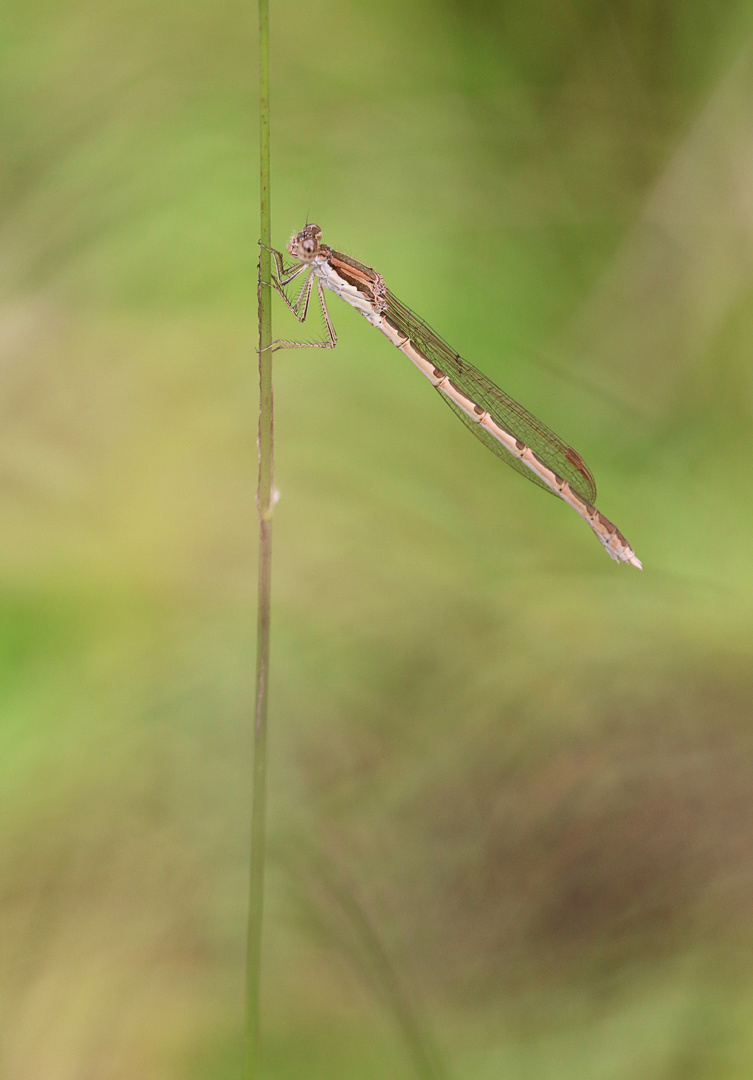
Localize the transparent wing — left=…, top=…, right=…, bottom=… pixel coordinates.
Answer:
left=385, top=290, right=597, bottom=503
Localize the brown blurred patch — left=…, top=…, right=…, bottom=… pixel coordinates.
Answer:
left=413, top=668, right=753, bottom=1004
left=299, top=661, right=753, bottom=1017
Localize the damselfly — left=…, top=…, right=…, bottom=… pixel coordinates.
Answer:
left=263, top=224, right=641, bottom=568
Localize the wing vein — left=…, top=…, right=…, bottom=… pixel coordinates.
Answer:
left=385, top=289, right=597, bottom=503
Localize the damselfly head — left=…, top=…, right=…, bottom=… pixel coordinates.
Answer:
left=288, top=224, right=323, bottom=262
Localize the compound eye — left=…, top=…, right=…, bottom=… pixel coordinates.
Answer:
left=303, top=239, right=315, bottom=254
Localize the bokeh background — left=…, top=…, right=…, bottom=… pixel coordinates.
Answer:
left=3, top=1, right=753, bottom=1077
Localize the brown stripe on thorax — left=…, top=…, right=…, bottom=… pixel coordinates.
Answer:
left=328, top=251, right=387, bottom=310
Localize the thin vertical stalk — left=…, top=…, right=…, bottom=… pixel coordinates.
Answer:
left=246, top=0, right=272, bottom=1076
left=311, top=854, right=449, bottom=1080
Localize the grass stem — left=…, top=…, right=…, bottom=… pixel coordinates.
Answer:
left=245, top=0, right=273, bottom=1075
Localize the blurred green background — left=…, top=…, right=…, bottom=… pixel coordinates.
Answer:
left=3, top=0, right=753, bottom=1077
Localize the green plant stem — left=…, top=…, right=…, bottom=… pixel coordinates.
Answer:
left=316, top=857, right=449, bottom=1080
left=246, top=0, right=272, bottom=1076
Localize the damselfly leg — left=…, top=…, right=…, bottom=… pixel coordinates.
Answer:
left=259, top=243, right=338, bottom=352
